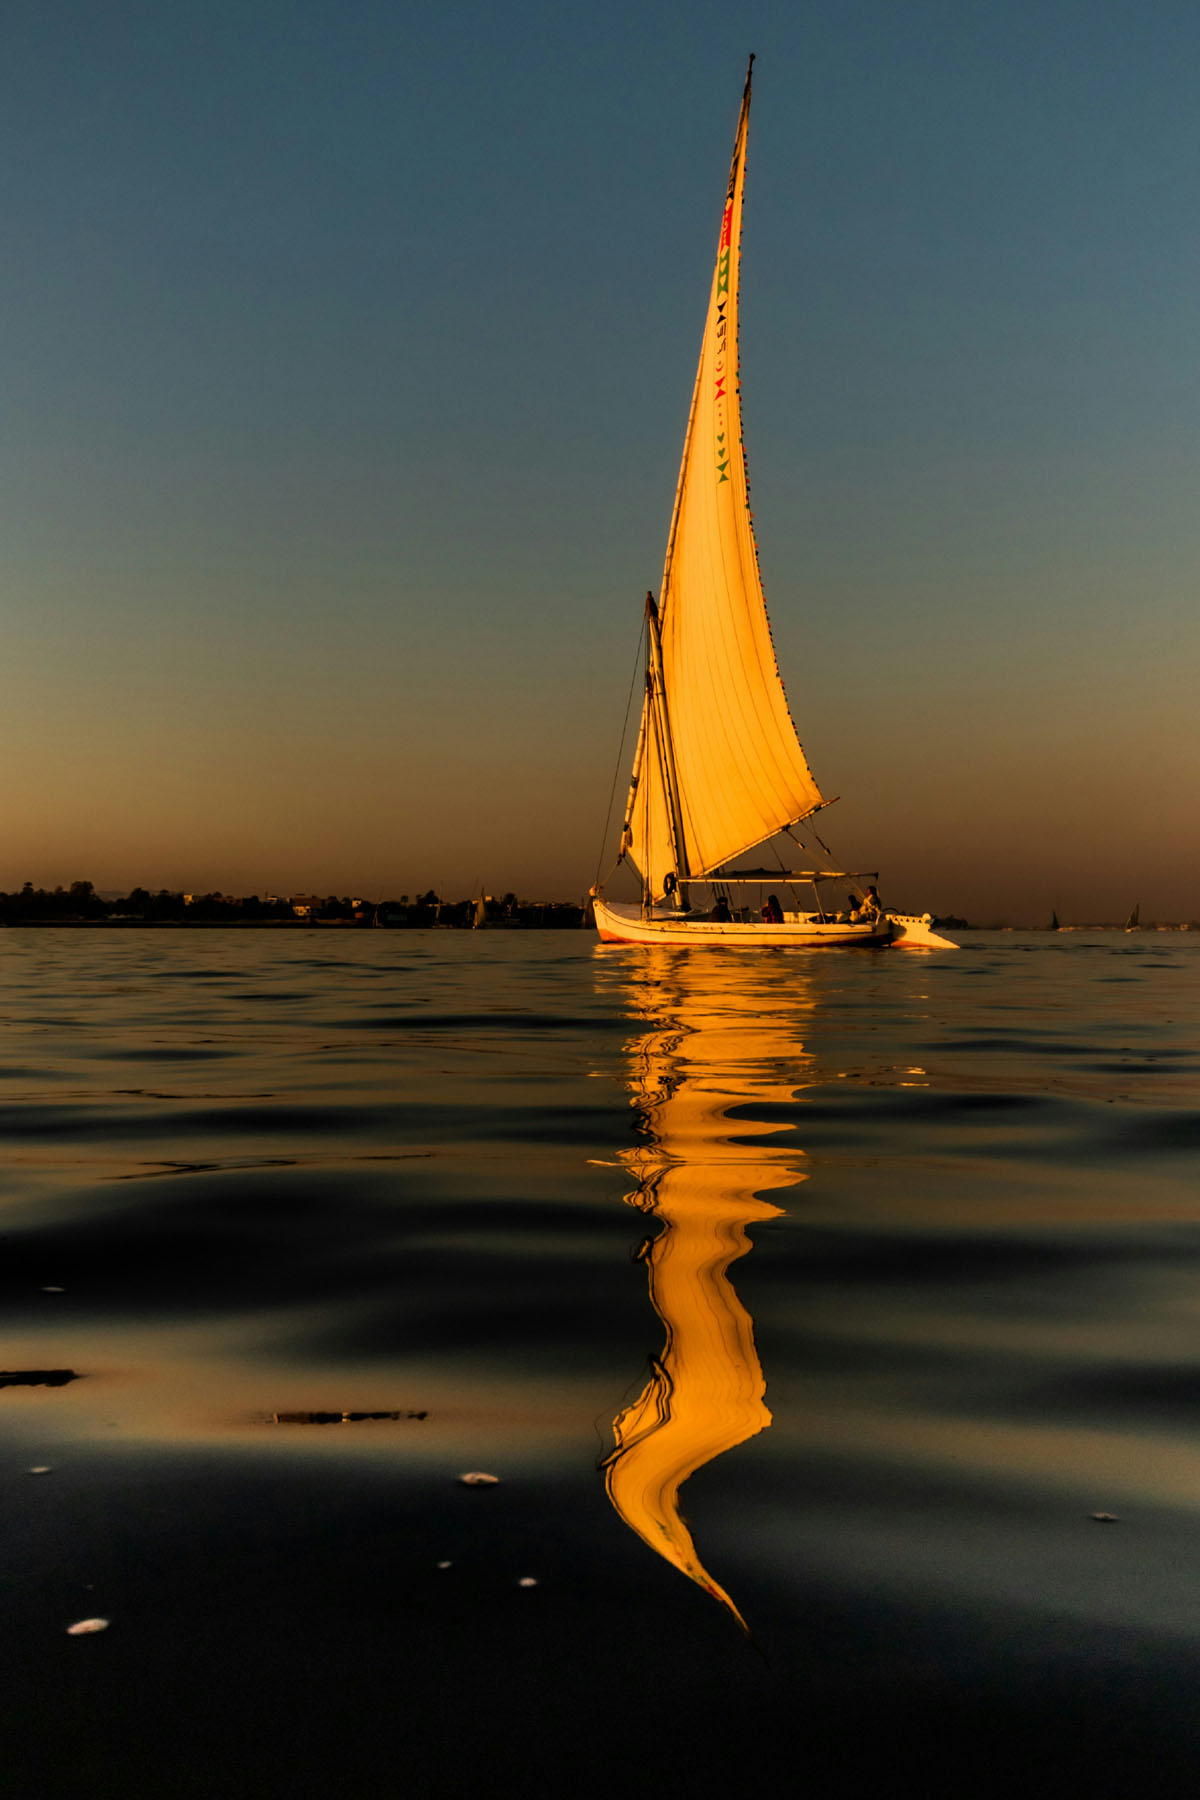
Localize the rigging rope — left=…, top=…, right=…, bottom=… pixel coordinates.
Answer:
left=766, top=834, right=802, bottom=912
left=787, top=820, right=868, bottom=908
left=593, top=619, right=647, bottom=891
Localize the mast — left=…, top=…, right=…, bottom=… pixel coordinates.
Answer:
left=645, top=592, right=691, bottom=910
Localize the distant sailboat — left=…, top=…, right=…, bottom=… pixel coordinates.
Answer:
left=591, top=60, right=954, bottom=951
left=1125, top=903, right=1140, bottom=932
left=1049, top=909, right=1060, bottom=931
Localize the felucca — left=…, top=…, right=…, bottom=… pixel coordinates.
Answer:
left=591, top=60, right=955, bottom=951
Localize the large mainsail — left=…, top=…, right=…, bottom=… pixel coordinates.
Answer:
left=623, top=60, right=824, bottom=902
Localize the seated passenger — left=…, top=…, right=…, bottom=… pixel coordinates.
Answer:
left=712, top=895, right=732, bottom=922
left=761, top=893, right=783, bottom=924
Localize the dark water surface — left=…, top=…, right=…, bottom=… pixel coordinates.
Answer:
left=1, top=929, right=1198, bottom=1796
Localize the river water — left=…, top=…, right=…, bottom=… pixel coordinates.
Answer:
left=1, top=929, right=1198, bottom=1796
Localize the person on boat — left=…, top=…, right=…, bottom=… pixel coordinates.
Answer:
left=712, top=895, right=732, bottom=922
left=861, top=885, right=881, bottom=919
left=761, top=894, right=783, bottom=924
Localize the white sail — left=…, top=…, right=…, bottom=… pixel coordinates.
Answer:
left=624, top=62, right=825, bottom=902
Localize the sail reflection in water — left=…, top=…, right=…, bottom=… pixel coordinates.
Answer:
left=599, top=950, right=811, bottom=1628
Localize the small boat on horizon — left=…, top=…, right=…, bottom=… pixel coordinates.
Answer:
left=1125, top=902, right=1140, bottom=932
left=591, top=61, right=954, bottom=951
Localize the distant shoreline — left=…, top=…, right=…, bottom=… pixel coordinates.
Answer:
left=2, top=917, right=339, bottom=928
left=0, top=883, right=588, bottom=929
left=0, top=917, right=588, bottom=930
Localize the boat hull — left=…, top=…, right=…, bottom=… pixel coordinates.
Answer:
left=592, top=898, right=956, bottom=949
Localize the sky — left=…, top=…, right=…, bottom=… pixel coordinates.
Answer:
left=2, top=0, right=1198, bottom=923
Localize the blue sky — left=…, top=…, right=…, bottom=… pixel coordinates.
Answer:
left=3, top=0, right=1197, bottom=919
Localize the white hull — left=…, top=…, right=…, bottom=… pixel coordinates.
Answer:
left=593, top=897, right=956, bottom=950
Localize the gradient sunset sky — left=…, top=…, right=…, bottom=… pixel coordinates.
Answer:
left=4, top=0, right=1197, bottom=922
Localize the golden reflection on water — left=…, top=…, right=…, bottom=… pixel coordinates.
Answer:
left=598, top=949, right=813, bottom=1627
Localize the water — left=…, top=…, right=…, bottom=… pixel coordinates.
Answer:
left=1, top=928, right=1198, bottom=1796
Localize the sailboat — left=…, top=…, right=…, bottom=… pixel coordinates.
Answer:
left=1124, top=903, right=1140, bottom=932
left=591, top=60, right=954, bottom=951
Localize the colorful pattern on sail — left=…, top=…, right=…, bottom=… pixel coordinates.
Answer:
left=625, top=63, right=824, bottom=901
